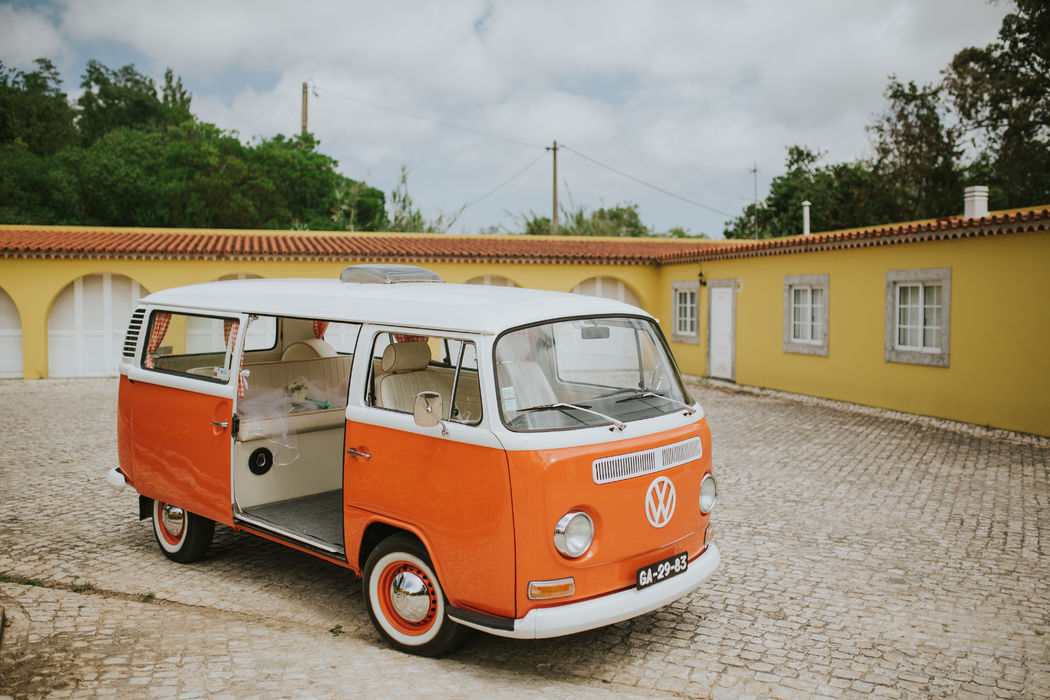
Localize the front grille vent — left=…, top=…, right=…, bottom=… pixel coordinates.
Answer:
left=123, top=308, right=146, bottom=358
left=592, top=436, right=702, bottom=484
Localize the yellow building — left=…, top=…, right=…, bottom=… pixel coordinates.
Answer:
left=658, top=206, right=1050, bottom=437
left=2, top=201, right=1048, bottom=436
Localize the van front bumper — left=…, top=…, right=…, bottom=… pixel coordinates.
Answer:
left=450, top=543, right=720, bottom=639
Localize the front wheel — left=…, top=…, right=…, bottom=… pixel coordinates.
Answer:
left=152, top=499, right=214, bottom=563
left=363, top=535, right=464, bottom=656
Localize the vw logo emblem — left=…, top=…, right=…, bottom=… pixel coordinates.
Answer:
left=645, top=476, right=676, bottom=528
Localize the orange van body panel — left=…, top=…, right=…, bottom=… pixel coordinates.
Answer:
left=508, top=418, right=713, bottom=616
left=344, top=422, right=516, bottom=618
left=123, top=379, right=234, bottom=526
left=117, top=376, right=134, bottom=484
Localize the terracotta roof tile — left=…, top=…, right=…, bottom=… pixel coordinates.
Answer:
left=0, top=227, right=728, bottom=264
left=696, top=207, right=1050, bottom=260
left=1, top=207, right=1047, bottom=265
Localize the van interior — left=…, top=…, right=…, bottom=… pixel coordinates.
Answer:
left=225, top=316, right=481, bottom=560
left=230, top=317, right=354, bottom=558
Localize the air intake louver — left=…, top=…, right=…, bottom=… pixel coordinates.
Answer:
left=123, top=308, right=146, bottom=358
left=593, top=437, right=702, bottom=484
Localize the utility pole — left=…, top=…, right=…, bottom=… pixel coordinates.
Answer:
left=546, top=140, right=559, bottom=234
left=301, top=82, right=308, bottom=136
left=751, top=161, right=758, bottom=239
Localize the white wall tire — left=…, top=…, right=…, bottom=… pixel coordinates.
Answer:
left=363, top=535, right=463, bottom=656
left=152, top=499, right=214, bottom=563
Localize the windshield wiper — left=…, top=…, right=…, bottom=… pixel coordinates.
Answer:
left=614, top=391, right=696, bottom=415
left=519, top=402, right=627, bottom=431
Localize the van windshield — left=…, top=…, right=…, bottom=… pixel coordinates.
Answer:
left=495, top=317, right=692, bottom=432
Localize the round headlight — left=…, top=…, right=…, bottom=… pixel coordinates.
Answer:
left=699, top=474, right=718, bottom=514
left=553, top=511, right=594, bottom=558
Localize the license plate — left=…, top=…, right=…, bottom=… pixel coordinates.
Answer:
left=636, top=552, right=688, bottom=589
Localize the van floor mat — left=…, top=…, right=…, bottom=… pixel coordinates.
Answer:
left=242, top=489, right=344, bottom=547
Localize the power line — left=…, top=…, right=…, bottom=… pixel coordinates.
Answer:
left=309, top=83, right=737, bottom=222
left=312, top=84, right=544, bottom=151
left=560, top=144, right=735, bottom=219
left=461, top=150, right=550, bottom=210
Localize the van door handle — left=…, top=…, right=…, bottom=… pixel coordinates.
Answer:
left=346, top=447, right=371, bottom=459
left=210, top=421, right=229, bottom=429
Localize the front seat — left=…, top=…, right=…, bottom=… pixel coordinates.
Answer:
left=375, top=341, right=452, bottom=414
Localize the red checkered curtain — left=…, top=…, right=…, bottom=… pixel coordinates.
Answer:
left=393, top=334, right=428, bottom=343
left=312, top=321, right=329, bottom=339
left=144, top=313, right=171, bottom=368
left=225, top=320, right=248, bottom=398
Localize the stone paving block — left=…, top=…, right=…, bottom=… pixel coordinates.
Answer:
left=1, top=377, right=1048, bottom=697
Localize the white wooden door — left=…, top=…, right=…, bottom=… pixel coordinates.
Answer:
left=0, top=288, right=22, bottom=378
left=708, top=286, right=735, bottom=380
left=48, top=274, right=146, bottom=377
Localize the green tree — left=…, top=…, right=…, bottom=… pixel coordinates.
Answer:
left=71, top=127, right=167, bottom=225
left=330, top=180, right=386, bottom=231
left=521, top=202, right=652, bottom=236
left=944, top=0, right=1050, bottom=207
left=0, top=55, right=389, bottom=230
left=664, top=226, right=708, bottom=239
left=725, top=1, right=1050, bottom=238
left=0, top=143, right=81, bottom=224
left=76, top=61, right=192, bottom=144
left=325, top=174, right=387, bottom=232
left=0, top=58, right=77, bottom=155
left=522, top=213, right=552, bottom=235
left=588, top=203, right=649, bottom=236
left=868, top=78, right=962, bottom=219
left=155, top=121, right=262, bottom=228
left=724, top=147, right=900, bottom=239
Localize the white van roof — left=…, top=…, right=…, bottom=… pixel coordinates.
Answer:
left=142, top=278, right=653, bottom=335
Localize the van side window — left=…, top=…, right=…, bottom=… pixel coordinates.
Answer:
left=323, top=321, right=360, bottom=355
left=142, top=311, right=240, bottom=383
left=186, top=314, right=276, bottom=353
left=367, top=333, right=482, bottom=424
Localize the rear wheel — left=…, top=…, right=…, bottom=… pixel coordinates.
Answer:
left=363, top=535, right=464, bottom=656
left=152, top=499, right=214, bottom=563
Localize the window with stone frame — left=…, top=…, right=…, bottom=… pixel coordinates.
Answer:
left=884, top=268, right=951, bottom=367
left=671, top=281, right=700, bottom=344
left=782, top=274, right=829, bottom=356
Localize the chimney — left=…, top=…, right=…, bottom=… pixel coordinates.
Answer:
left=964, top=185, right=989, bottom=219
left=801, top=200, right=811, bottom=235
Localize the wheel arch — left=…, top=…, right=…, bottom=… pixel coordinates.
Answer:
left=355, top=516, right=463, bottom=608
left=358, top=520, right=433, bottom=573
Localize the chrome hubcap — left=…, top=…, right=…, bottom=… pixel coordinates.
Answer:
left=160, top=504, right=185, bottom=538
left=390, top=571, right=430, bottom=622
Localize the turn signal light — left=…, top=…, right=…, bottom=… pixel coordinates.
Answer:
left=527, top=577, right=575, bottom=600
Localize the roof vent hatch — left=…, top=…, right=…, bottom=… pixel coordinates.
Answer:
left=339, top=264, right=444, bottom=284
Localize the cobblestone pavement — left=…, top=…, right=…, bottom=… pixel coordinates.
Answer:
left=1, top=378, right=1048, bottom=699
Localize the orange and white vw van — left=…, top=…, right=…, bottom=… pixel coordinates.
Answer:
left=109, top=264, right=720, bottom=655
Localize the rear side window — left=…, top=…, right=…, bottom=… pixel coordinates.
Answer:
left=142, top=311, right=241, bottom=383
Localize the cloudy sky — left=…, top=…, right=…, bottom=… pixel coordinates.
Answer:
left=2, top=0, right=1010, bottom=237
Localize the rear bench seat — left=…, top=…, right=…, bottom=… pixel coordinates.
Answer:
left=237, top=354, right=352, bottom=440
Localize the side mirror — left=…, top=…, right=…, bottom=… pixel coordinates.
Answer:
left=413, top=391, right=448, bottom=435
